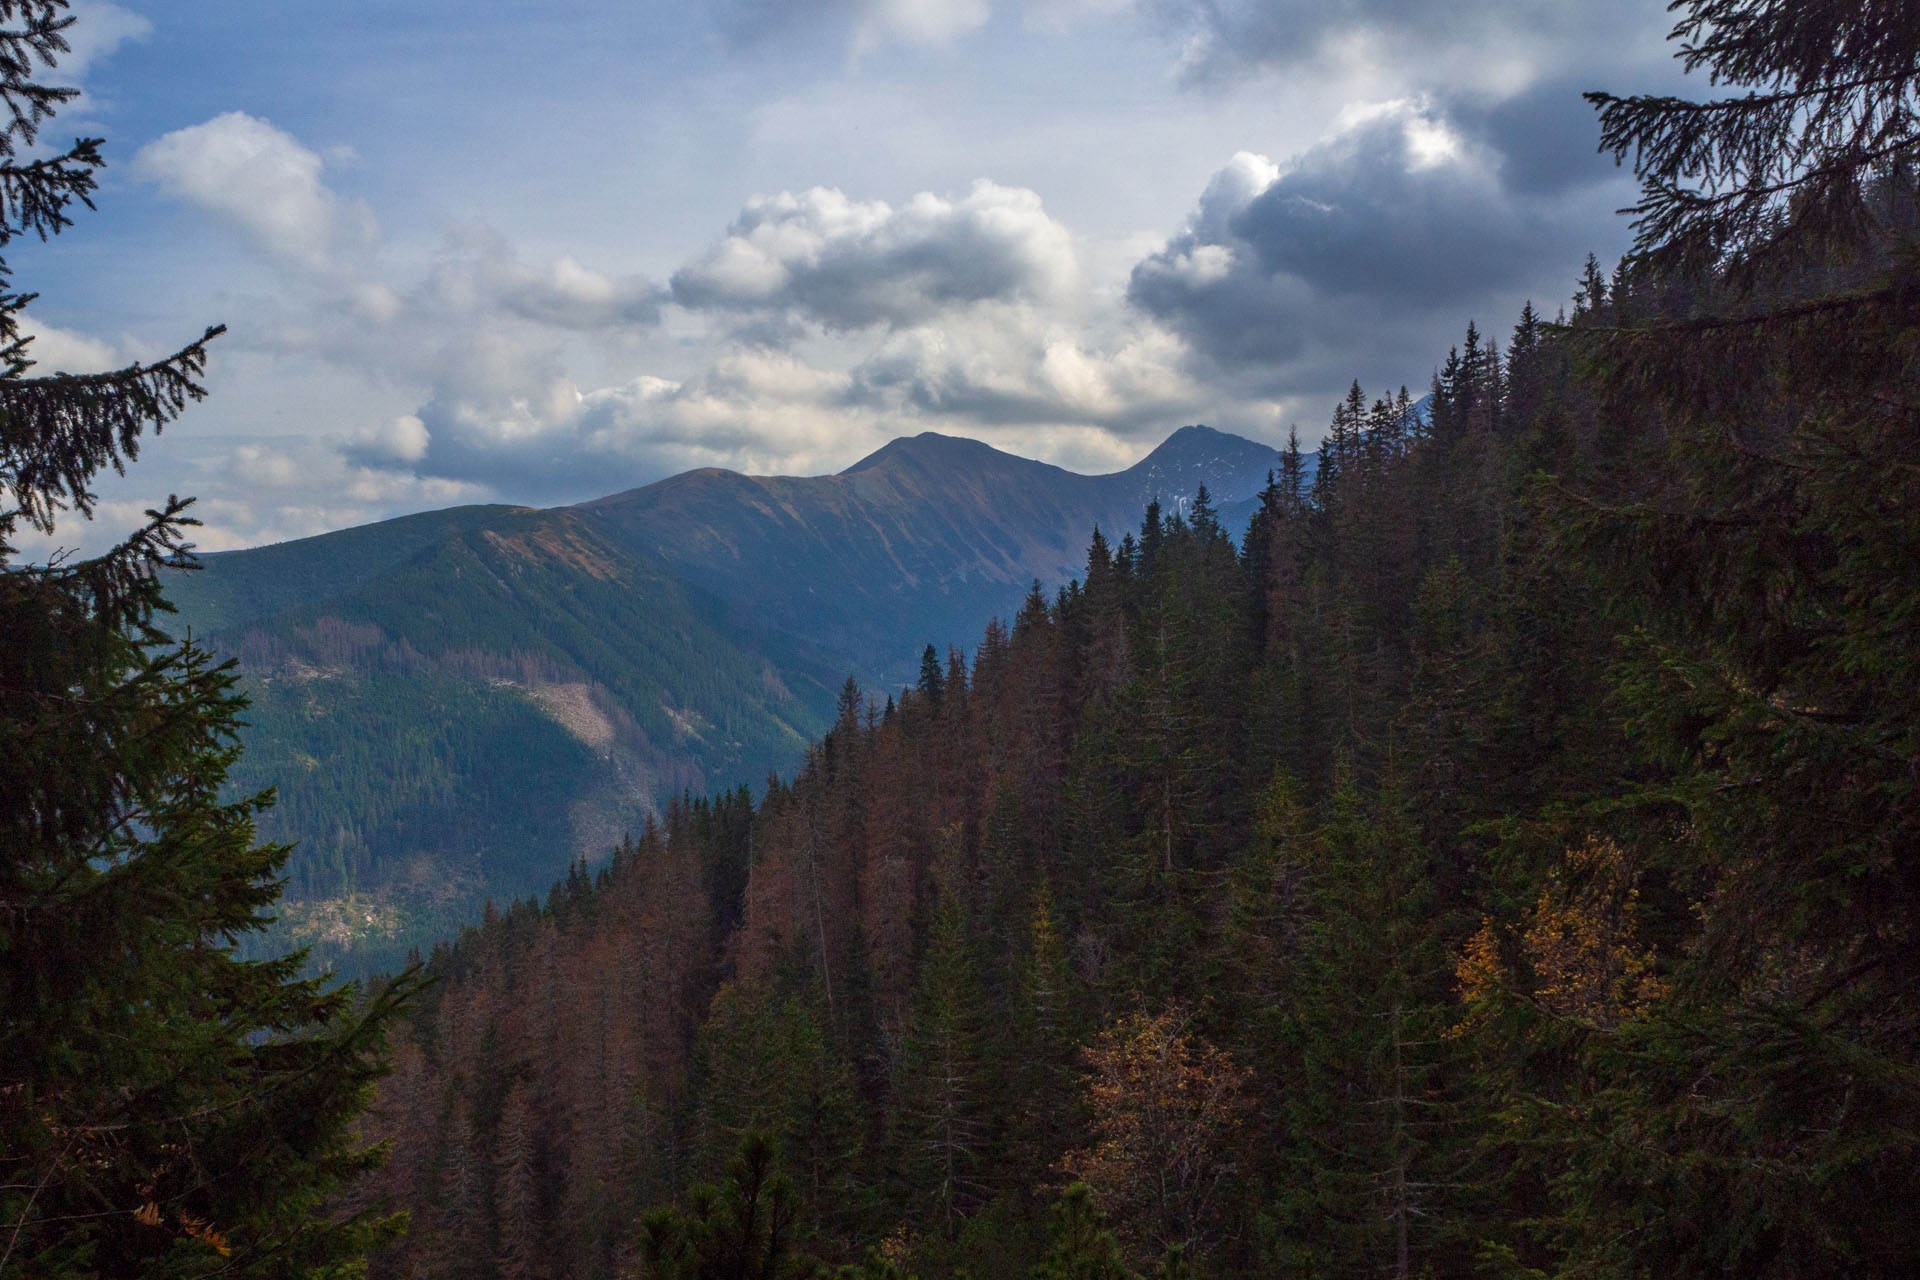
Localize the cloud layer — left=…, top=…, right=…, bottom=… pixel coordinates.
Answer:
left=1129, top=98, right=1631, bottom=402
left=29, top=0, right=1693, bottom=562
left=1156, top=0, right=1672, bottom=89
left=97, top=88, right=1635, bottom=556
left=671, top=181, right=1077, bottom=329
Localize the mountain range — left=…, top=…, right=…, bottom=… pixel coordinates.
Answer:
left=165, top=424, right=1283, bottom=972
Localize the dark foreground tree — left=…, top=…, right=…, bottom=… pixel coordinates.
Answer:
left=0, top=3, right=414, bottom=1275
left=1530, top=1, right=1920, bottom=1273
left=640, top=1136, right=825, bottom=1280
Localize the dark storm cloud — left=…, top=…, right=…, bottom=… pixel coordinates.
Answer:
left=1127, top=100, right=1634, bottom=403
left=1458, top=76, right=1631, bottom=197
left=1157, top=0, right=1673, bottom=87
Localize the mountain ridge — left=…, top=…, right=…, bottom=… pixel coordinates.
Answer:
left=577, top=424, right=1281, bottom=677
left=167, top=424, right=1284, bottom=973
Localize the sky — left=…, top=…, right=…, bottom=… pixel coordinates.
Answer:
left=19, top=0, right=1692, bottom=556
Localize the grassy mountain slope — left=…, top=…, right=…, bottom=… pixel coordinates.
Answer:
left=578, top=424, right=1280, bottom=681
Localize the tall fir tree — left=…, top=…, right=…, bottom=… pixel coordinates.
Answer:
left=0, top=5, right=415, bottom=1275
left=1507, top=2, right=1920, bottom=1272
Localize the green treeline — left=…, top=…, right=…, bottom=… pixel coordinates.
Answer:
left=358, top=184, right=1920, bottom=1276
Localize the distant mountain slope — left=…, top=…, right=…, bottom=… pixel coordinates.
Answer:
left=177, top=508, right=841, bottom=975
left=168, top=424, right=1281, bottom=973
left=165, top=504, right=524, bottom=635
left=578, top=424, right=1279, bottom=681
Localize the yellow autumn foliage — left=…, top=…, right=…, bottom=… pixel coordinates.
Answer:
left=1456, top=837, right=1666, bottom=1032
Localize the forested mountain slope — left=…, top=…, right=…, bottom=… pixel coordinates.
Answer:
left=171, top=427, right=1282, bottom=974
left=164, top=503, right=525, bottom=635
left=356, top=228, right=1920, bottom=1276
left=175, top=508, right=841, bottom=975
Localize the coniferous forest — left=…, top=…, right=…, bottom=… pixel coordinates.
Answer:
left=6, top=1, right=1920, bottom=1278
left=350, top=8, right=1920, bottom=1269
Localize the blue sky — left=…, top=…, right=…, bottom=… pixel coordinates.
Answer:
left=23, top=0, right=1687, bottom=554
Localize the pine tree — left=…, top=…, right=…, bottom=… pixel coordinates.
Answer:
left=640, top=1136, right=824, bottom=1280
left=495, top=1082, right=543, bottom=1280
left=1530, top=3, right=1920, bottom=1273
left=0, top=5, right=414, bottom=1275
left=1265, top=781, right=1474, bottom=1280
left=917, top=644, right=945, bottom=710
left=1030, top=1186, right=1132, bottom=1280
left=891, top=899, right=990, bottom=1238
left=1005, top=883, right=1082, bottom=1195
left=693, top=984, right=857, bottom=1217
left=437, top=1100, right=489, bottom=1280
left=1588, top=0, right=1920, bottom=281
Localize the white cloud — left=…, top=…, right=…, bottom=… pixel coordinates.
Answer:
left=724, top=0, right=995, bottom=53
left=672, top=180, right=1078, bottom=330
left=193, top=440, right=485, bottom=550
left=8, top=431, right=487, bottom=563
left=52, top=1, right=151, bottom=86
left=1127, top=98, right=1626, bottom=403
left=376, top=287, right=1216, bottom=502
left=344, top=414, right=431, bottom=467
left=395, top=347, right=876, bottom=495
left=850, top=302, right=1199, bottom=433
left=16, top=315, right=127, bottom=373
left=1025, top=0, right=1137, bottom=34
left=425, top=225, right=664, bottom=331
left=855, top=0, right=992, bottom=51
left=1158, top=0, right=1672, bottom=93
left=134, top=112, right=376, bottom=271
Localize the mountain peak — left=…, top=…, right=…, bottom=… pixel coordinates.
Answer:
left=839, top=431, right=1015, bottom=476
left=1137, top=423, right=1268, bottom=467
left=1117, top=424, right=1278, bottom=515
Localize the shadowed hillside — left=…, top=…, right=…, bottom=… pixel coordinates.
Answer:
left=169, top=426, right=1284, bottom=973
left=579, top=424, right=1282, bottom=680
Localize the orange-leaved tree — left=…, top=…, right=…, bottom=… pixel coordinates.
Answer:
left=1061, top=1002, right=1248, bottom=1266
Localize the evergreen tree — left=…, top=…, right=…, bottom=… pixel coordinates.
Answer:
left=1588, top=0, right=1920, bottom=280
left=1531, top=4, right=1920, bottom=1270
left=0, top=5, right=414, bottom=1275
left=1005, top=883, right=1082, bottom=1194
left=640, top=1136, right=824, bottom=1280
left=495, top=1082, right=543, bottom=1280
left=1266, top=781, right=1473, bottom=1280
left=918, top=644, right=945, bottom=710
left=693, top=984, right=858, bottom=1225
left=1030, top=1186, right=1132, bottom=1280
left=891, top=900, right=990, bottom=1238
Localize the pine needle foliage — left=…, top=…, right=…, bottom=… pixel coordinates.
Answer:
left=0, top=4, right=415, bottom=1275
left=1589, top=0, right=1920, bottom=279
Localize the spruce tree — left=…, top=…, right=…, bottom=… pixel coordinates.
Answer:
left=891, top=898, right=990, bottom=1239
left=640, top=1136, right=824, bottom=1280
left=1588, top=0, right=1920, bottom=280
left=1265, top=780, right=1473, bottom=1280
left=1030, top=1186, right=1132, bottom=1280
left=1523, top=2, right=1920, bottom=1272
left=0, top=5, right=413, bottom=1274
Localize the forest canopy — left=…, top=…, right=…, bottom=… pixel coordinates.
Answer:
left=7, top=0, right=1920, bottom=1277
left=354, top=4, right=1920, bottom=1275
